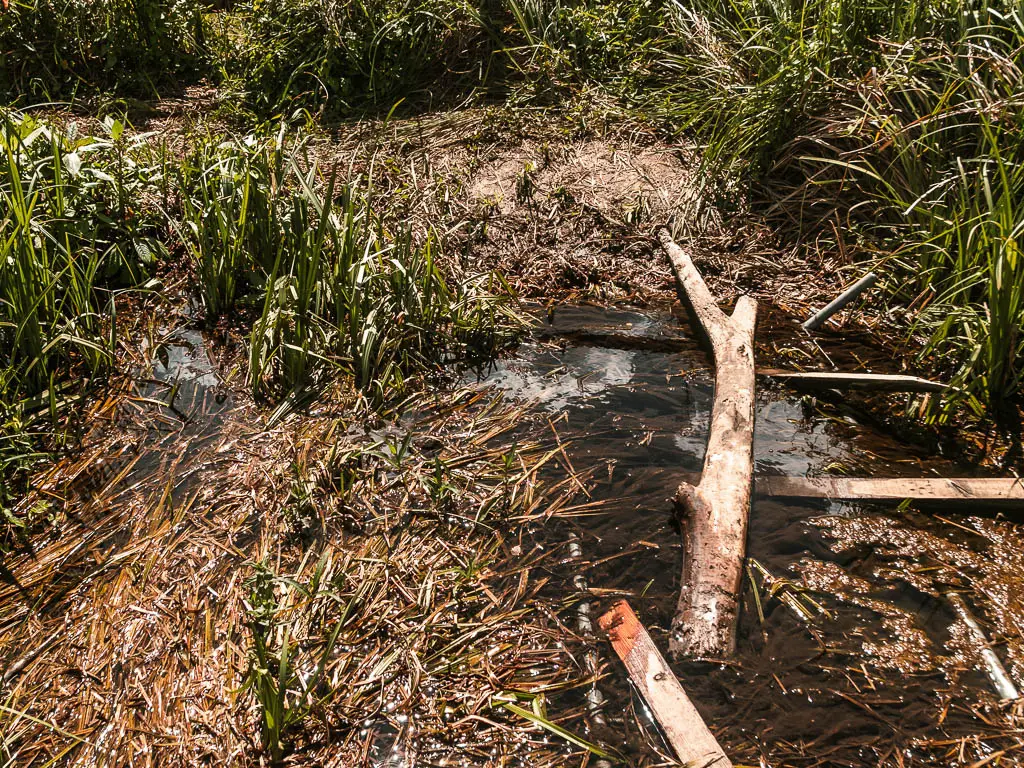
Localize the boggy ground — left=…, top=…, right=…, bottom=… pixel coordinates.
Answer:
left=0, top=336, right=601, bottom=765
left=122, top=93, right=830, bottom=310
left=3, top=107, right=1023, bottom=767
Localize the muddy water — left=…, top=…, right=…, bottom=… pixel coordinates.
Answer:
left=475, top=305, right=1021, bottom=766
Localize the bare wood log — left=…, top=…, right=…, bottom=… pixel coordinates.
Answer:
left=598, top=600, right=732, bottom=768
left=759, top=370, right=948, bottom=394
left=755, top=475, right=1024, bottom=504
left=658, top=229, right=757, bottom=659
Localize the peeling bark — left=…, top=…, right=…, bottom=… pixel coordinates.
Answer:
left=599, top=601, right=733, bottom=767
left=658, top=229, right=757, bottom=659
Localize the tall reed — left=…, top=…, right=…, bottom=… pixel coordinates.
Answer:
left=637, top=0, right=1024, bottom=419
left=175, top=134, right=522, bottom=407
left=0, top=111, right=163, bottom=537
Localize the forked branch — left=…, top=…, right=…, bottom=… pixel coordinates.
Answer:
left=658, top=229, right=757, bottom=658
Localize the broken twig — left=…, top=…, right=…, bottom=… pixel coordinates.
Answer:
left=801, top=272, right=877, bottom=331
left=945, top=591, right=1020, bottom=701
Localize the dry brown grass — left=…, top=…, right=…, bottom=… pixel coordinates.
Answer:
left=0, top=338, right=613, bottom=766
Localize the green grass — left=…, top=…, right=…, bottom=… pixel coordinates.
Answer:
left=0, top=111, right=522, bottom=550
left=0, top=110, right=165, bottom=539
left=242, top=554, right=344, bottom=763
left=174, top=132, right=285, bottom=315
left=0, top=0, right=204, bottom=102
left=4, top=0, right=1024, bottom=427
left=174, top=131, right=522, bottom=406
left=631, top=0, right=1024, bottom=420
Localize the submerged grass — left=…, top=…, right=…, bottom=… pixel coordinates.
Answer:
left=0, top=379, right=608, bottom=765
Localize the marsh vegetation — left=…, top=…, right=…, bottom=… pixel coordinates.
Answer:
left=2, top=0, right=1024, bottom=765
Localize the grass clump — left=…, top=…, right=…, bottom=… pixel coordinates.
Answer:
left=642, top=0, right=1024, bottom=420
left=815, top=14, right=1024, bottom=419
left=214, top=0, right=485, bottom=115
left=174, top=131, right=522, bottom=406
left=0, top=111, right=164, bottom=538
left=211, top=0, right=671, bottom=116
left=175, top=133, right=285, bottom=315
left=242, top=554, right=344, bottom=763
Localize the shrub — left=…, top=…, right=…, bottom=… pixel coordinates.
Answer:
left=637, top=0, right=1024, bottom=419
left=218, top=0, right=486, bottom=114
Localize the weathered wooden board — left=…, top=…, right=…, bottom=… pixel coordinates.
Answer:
left=759, top=370, right=948, bottom=393
left=756, top=476, right=1024, bottom=504
left=599, top=600, right=732, bottom=768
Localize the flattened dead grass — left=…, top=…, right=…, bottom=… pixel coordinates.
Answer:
left=0, top=353, right=608, bottom=766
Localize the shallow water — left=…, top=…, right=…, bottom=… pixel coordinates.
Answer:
left=61, top=304, right=1020, bottom=766
left=73, top=326, right=237, bottom=507
left=473, top=305, right=1019, bottom=766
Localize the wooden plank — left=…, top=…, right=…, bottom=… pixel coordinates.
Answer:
left=659, top=228, right=757, bottom=659
left=755, top=476, right=1024, bottom=504
left=598, top=601, right=732, bottom=768
left=759, top=370, right=948, bottom=394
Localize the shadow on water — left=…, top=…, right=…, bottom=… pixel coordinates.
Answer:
left=73, top=326, right=239, bottom=508
left=471, top=304, right=1020, bottom=766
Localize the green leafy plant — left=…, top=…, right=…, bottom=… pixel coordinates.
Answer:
left=218, top=0, right=484, bottom=114
left=175, top=130, right=521, bottom=405
left=631, top=0, right=1024, bottom=420
left=0, top=0, right=204, bottom=101
left=0, top=111, right=162, bottom=542
left=175, top=133, right=287, bottom=317
left=242, top=556, right=343, bottom=763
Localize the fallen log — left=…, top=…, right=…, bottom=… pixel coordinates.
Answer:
left=759, top=370, right=948, bottom=394
left=599, top=600, right=732, bottom=768
left=756, top=475, right=1024, bottom=505
left=658, top=229, right=756, bottom=658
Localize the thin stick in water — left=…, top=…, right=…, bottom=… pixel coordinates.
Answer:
left=801, top=272, right=877, bottom=331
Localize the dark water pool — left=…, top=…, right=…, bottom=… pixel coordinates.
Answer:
left=472, top=305, right=1019, bottom=766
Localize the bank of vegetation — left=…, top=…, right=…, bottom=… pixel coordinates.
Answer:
left=3, top=0, right=1020, bottom=451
